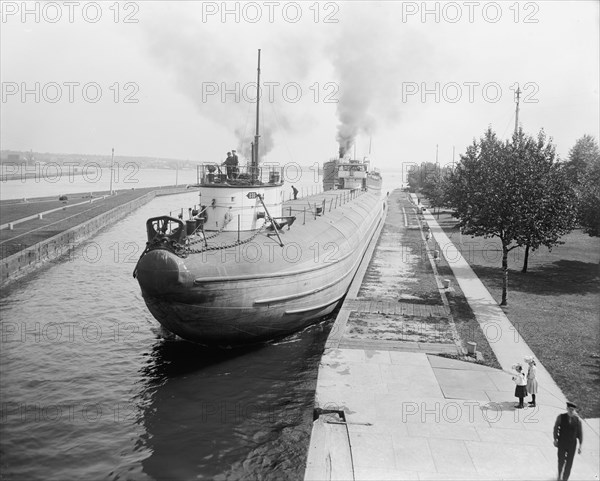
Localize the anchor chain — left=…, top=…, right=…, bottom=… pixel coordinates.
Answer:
left=183, top=220, right=268, bottom=254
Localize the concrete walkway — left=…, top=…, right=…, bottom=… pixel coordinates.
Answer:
left=304, top=190, right=599, bottom=480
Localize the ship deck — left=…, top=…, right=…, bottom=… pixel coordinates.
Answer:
left=177, top=187, right=385, bottom=279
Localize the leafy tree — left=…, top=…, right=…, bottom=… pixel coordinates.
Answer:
left=577, top=159, right=600, bottom=236
left=565, top=135, right=600, bottom=237
left=407, top=162, right=437, bottom=192
left=420, top=166, right=438, bottom=197
left=565, top=134, right=600, bottom=183
left=422, top=167, right=450, bottom=218
left=511, top=131, right=578, bottom=272
left=446, top=128, right=576, bottom=305
left=406, top=164, right=422, bottom=192
left=447, top=129, right=517, bottom=305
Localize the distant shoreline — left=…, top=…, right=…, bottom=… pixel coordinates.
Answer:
left=0, top=166, right=197, bottom=183
left=0, top=171, right=87, bottom=182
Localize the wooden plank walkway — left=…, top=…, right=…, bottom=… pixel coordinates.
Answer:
left=337, top=337, right=458, bottom=353
left=342, top=298, right=449, bottom=317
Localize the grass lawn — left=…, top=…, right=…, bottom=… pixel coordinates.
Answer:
left=429, top=206, right=600, bottom=418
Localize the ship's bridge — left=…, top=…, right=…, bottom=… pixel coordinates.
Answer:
left=337, top=163, right=368, bottom=179
left=337, top=160, right=368, bottom=190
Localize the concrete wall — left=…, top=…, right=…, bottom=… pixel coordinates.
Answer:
left=0, top=192, right=156, bottom=286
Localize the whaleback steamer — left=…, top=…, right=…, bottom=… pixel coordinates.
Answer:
left=133, top=50, right=385, bottom=346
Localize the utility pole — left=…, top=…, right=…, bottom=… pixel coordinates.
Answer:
left=514, top=86, right=521, bottom=135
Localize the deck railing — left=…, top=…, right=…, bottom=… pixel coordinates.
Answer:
left=197, top=163, right=283, bottom=186
left=284, top=188, right=365, bottom=224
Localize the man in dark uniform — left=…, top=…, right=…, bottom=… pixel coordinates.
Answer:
left=222, top=152, right=234, bottom=179
left=231, top=150, right=239, bottom=179
left=553, top=401, right=583, bottom=480
left=292, top=185, right=298, bottom=200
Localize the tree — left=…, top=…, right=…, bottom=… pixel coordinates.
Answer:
left=407, top=162, right=437, bottom=192
left=510, top=131, right=578, bottom=272
left=577, top=159, right=600, bottom=236
left=565, top=134, right=600, bottom=183
left=446, top=128, right=577, bottom=305
left=422, top=167, right=450, bottom=218
left=447, top=128, right=516, bottom=305
left=565, top=135, right=600, bottom=237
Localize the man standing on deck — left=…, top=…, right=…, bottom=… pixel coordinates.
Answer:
left=292, top=185, right=299, bottom=200
left=231, top=150, right=239, bottom=179
left=223, top=152, right=234, bottom=179
left=553, top=401, right=583, bottom=480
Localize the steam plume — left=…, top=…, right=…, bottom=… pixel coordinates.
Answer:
left=330, top=4, right=424, bottom=157
left=140, top=5, right=304, bottom=161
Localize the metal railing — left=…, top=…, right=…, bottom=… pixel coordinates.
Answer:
left=284, top=188, right=364, bottom=225
left=196, top=163, right=283, bottom=185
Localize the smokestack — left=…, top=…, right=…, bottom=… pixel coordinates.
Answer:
left=338, top=138, right=353, bottom=159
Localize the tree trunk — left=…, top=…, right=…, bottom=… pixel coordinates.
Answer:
left=501, top=244, right=509, bottom=306
left=521, top=244, right=530, bottom=273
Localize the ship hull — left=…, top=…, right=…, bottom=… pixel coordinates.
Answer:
left=142, top=292, right=340, bottom=346
left=136, top=186, right=386, bottom=346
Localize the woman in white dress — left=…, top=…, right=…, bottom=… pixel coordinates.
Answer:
left=525, top=356, right=538, bottom=407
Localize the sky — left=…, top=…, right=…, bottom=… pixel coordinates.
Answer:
left=1, top=0, right=599, bottom=173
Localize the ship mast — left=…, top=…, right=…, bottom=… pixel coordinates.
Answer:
left=253, top=49, right=261, bottom=174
